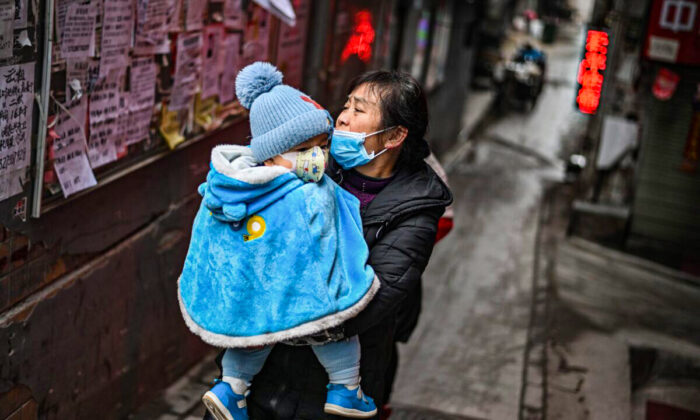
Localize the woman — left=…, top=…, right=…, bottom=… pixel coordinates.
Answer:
left=208, top=70, right=452, bottom=419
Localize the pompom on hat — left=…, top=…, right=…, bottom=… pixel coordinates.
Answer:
left=235, top=62, right=333, bottom=163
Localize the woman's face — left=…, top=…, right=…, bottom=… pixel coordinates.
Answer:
left=336, top=83, right=386, bottom=155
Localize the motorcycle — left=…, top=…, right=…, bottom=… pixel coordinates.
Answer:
left=494, top=45, right=546, bottom=112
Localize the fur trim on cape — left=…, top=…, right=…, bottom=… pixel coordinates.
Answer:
left=210, top=144, right=291, bottom=183
left=178, top=275, right=380, bottom=348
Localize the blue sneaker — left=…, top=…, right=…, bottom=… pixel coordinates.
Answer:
left=324, top=383, right=377, bottom=418
left=202, top=379, right=248, bottom=420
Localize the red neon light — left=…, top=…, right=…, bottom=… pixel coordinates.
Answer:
left=341, top=10, right=375, bottom=64
left=577, top=30, right=609, bottom=114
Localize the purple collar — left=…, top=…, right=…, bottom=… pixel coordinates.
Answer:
left=342, top=169, right=395, bottom=209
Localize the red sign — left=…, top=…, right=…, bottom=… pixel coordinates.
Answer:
left=645, top=0, right=700, bottom=65
left=341, top=10, right=375, bottom=64
left=576, top=30, right=609, bottom=114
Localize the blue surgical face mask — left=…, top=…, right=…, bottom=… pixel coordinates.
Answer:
left=330, top=126, right=396, bottom=170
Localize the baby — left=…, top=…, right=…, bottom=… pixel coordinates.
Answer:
left=178, top=62, right=380, bottom=420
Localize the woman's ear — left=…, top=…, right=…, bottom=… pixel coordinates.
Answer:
left=385, top=126, right=408, bottom=150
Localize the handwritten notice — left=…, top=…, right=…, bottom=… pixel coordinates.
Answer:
left=100, top=0, right=134, bottom=76
left=170, top=32, right=201, bottom=110
left=0, top=0, right=13, bottom=59
left=60, top=3, right=97, bottom=59
left=201, top=25, right=224, bottom=99
left=223, top=0, right=244, bottom=30
left=88, top=119, right=118, bottom=168
left=134, top=0, right=171, bottom=55
left=0, top=62, right=33, bottom=201
left=54, top=97, right=96, bottom=197
left=219, top=33, right=240, bottom=104
left=89, top=72, right=121, bottom=123
left=185, top=0, right=206, bottom=31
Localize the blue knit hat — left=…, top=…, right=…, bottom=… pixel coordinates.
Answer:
left=235, top=62, right=333, bottom=163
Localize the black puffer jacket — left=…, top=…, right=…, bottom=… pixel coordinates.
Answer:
left=244, top=158, right=453, bottom=419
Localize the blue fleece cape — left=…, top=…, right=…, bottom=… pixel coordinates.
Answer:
left=178, top=145, right=379, bottom=348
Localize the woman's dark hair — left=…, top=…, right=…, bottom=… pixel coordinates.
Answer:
left=346, top=70, right=430, bottom=169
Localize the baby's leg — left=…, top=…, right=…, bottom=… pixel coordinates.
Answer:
left=313, top=336, right=377, bottom=417
left=203, top=346, right=272, bottom=419
left=222, top=346, right=273, bottom=393
left=311, top=335, right=360, bottom=385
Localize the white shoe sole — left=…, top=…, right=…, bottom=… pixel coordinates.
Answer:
left=202, top=391, right=235, bottom=420
left=324, top=403, right=378, bottom=418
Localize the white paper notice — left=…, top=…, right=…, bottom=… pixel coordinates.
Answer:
left=170, top=32, right=201, bottom=110
left=129, top=56, right=156, bottom=110
left=60, top=3, right=97, bottom=59
left=89, top=72, right=121, bottom=123
left=0, top=0, right=14, bottom=59
left=125, top=107, right=152, bottom=145
left=100, top=0, right=134, bottom=76
left=134, top=0, right=171, bottom=55
left=201, top=25, right=224, bottom=100
left=54, top=145, right=97, bottom=196
left=0, top=167, right=23, bottom=199
left=223, top=0, right=244, bottom=30
left=56, top=0, right=77, bottom=42
left=185, top=0, right=206, bottom=31
left=54, top=97, right=96, bottom=197
left=0, top=62, right=34, bottom=201
left=88, top=119, right=118, bottom=168
left=126, top=57, right=156, bottom=145
left=219, top=33, right=240, bottom=104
